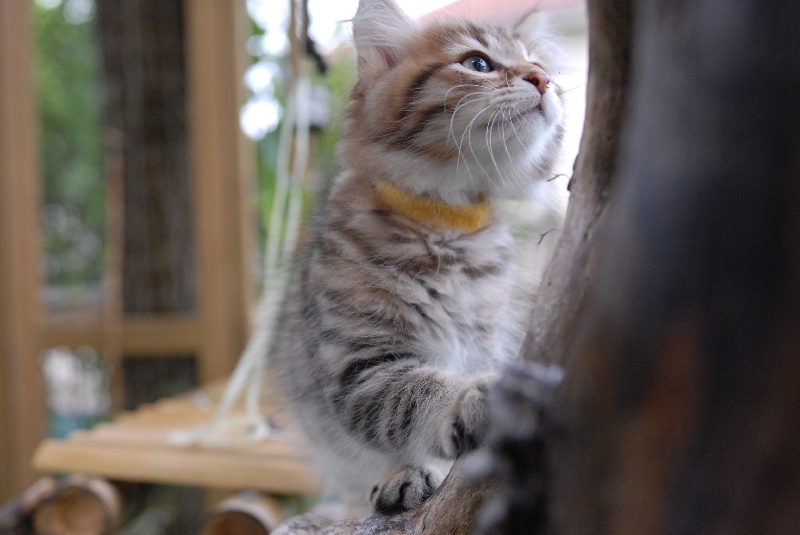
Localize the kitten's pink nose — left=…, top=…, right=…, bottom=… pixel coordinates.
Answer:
left=525, top=67, right=550, bottom=95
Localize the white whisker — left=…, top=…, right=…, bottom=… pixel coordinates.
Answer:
left=486, top=108, right=504, bottom=179
left=559, top=83, right=587, bottom=94
left=443, top=83, right=489, bottom=111
left=462, top=103, right=494, bottom=179
left=449, top=92, right=491, bottom=147
left=500, top=110, right=515, bottom=162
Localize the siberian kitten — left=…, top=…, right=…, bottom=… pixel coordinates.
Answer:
left=272, top=0, right=565, bottom=520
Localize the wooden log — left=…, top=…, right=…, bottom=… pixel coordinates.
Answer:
left=0, top=478, right=58, bottom=535
left=201, top=493, right=283, bottom=535
left=31, top=476, right=119, bottom=535
left=273, top=459, right=491, bottom=535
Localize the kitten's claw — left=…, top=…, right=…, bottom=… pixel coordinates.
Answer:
left=440, top=375, right=495, bottom=458
left=370, top=465, right=444, bottom=514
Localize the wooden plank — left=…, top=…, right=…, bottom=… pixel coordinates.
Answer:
left=183, top=0, right=255, bottom=383
left=98, top=409, right=215, bottom=428
left=65, top=425, right=309, bottom=460
left=0, top=1, right=46, bottom=502
left=33, top=439, right=317, bottom=495
left=33, top=380, right=317, bottom=494
left=41, top=315, right=205, bottom=356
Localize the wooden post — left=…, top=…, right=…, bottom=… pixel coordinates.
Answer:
left=0, top=1, right=254, bottom=502
left=183, top=0, right=255, bottom=383
left=0, top=1, right=46, bottom=501
left=93, top=0, right=253, bottom=390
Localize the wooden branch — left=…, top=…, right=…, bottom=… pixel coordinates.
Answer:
left=521, top=0, right=633, bottom=369
left=478, top=1, right=634, bottom=532
left=272, top=456, right=489, bottom=535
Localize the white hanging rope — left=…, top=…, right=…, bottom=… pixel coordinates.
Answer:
left=171, top=0, right=311, bottom=446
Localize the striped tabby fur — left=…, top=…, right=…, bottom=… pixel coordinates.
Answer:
left=272, top=0, right=565, bottom=520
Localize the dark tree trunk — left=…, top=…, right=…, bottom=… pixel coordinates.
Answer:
left=96, top=0, right=196, bottom=315
left=94, top=7, right=202, bottom=531
left=541, top=0, right=800, bottom=533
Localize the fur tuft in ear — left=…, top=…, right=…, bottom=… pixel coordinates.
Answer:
left=353, top=0, right=417, bottom=72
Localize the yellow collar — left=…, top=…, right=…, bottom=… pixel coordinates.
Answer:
left=375, top=181, right=491, bottom=233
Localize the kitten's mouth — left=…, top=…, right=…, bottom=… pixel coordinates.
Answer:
left=507, top=103, right=543, bottom=122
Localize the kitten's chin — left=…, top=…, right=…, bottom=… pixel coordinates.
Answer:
left=515, top=104, right=543, bottom=120
left=519, top=98, right=563, bottom=131
left=422, top=158, right=553, bottom=203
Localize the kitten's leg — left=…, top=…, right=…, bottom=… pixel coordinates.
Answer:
left=338, top=364, right=498, bottom=460
left=367, top=372, right=495, bottom=515
left=369, top=464, right=445, bottom=514
left=349, top=369, right=495, bottom=514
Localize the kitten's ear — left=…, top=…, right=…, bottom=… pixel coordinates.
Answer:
left=353, top=0, right=416, bottom=72
left=515, top=10, right=564, bottom=69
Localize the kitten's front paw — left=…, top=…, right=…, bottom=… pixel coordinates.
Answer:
left=440, top=375, right=496, bottom=458
left=370, top=465, right=444, bottom=515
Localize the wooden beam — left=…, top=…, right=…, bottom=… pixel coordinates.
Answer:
left=42, top=315, right=205, bottom=356
left=0, top=1, right=46, bottom=501
left=183, top=0, right=255, bottom=383
left=34, top=438, right=316, bottom=495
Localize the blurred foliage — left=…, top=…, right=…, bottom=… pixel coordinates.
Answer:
left=33, top=1, right=104, bottom=289
left=312, top=51, right=355, bottom=181
left=32, top=1, right=359, bottom=289
left=253, top=55, right=355, bottom=234
left=249, top=25, right=356, bottom=265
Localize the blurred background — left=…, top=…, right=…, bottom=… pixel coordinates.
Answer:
left=0, top=0, right=586, bottom=532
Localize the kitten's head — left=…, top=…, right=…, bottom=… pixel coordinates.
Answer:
left=341, top=0, right=566, bottom=204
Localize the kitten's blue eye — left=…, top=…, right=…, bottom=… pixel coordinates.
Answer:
left=461, top=55, right=493, bottom=73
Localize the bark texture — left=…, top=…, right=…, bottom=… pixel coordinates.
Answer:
left=543, top=0, right=800, bottom=533
left=521, top=0, right=632, bottom=369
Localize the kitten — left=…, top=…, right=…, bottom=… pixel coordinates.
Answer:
left=272, top=0, right=565, bottom=519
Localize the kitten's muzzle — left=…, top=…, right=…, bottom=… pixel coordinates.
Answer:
left=524, top=67, right=551, bottom=96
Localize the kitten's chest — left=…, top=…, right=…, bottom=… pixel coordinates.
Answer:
left=406, top=230, right=515, bottom=371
